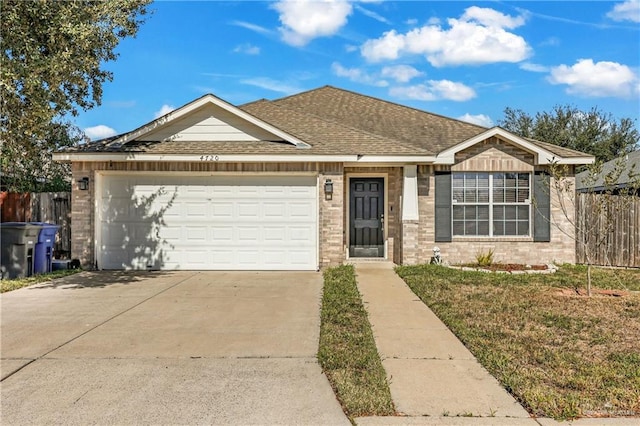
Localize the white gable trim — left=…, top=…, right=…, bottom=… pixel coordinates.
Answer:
left=434, top=127, right=594, bottom=165
left=107, top=94, right=311, bottom=149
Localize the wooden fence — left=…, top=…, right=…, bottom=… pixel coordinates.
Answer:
left=576, top=193, right=640, bottom=268
left=1, top=192, right=71, bottom=258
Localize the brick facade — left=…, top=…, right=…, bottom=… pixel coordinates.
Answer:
left=70, top=139, right=577, bottom=269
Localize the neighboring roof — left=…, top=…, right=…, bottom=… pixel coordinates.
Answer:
left=576, top=150, right=640, bottom=191
left=55, top=85, right=594, bottom=165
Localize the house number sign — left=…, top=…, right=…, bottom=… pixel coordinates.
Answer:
left=200, top=155, right=220, bottom=161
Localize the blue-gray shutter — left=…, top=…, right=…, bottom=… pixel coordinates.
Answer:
left=435, top=172, right=452, bottom=242
left=533, top=171, right=551, bottom=242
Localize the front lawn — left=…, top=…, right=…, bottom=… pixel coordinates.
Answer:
left=1, top=269, right=81, bottom=293
left=395, top=264, right=640, bottom=420
left=318, top=265, right=395, bottom=419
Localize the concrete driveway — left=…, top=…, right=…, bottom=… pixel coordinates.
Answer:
left=1, top=271, right=349, bottom=425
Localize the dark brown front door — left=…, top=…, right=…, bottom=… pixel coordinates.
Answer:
left=349, top=178, right=384, bottom=257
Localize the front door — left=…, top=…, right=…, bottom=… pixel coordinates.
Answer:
left=349, top=178, right=384, bottom=257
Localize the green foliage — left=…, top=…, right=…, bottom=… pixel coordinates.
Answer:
left=475, top=249, right=494, bottom=267
left=1, top=269, right=81, bottom=293
left=0, top=0, right=151, bottom=192
left=499, top=105, right=639, bottom=163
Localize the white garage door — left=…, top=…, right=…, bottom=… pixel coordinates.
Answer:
left=98, top=174, right=318, bottom=270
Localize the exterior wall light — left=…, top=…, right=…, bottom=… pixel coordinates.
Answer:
left=324, top=179, right=334, bottom=200
left=78, top=177, right=89, bottom=191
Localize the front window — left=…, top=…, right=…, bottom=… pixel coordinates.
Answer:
left=452, top=172, right=530, bottom=237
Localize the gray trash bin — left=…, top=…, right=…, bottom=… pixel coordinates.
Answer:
left=1, top=222, right=41, bottom=279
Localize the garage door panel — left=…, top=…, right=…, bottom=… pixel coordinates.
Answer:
left=100, top=175, right=317, bottom=270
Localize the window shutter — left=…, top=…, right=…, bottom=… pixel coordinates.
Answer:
left=435, top=172, right=452, bottom=242
left=533, top=171, right=551, bottom=242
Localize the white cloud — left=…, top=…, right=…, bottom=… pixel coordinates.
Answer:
left=154, top=104, right=175, bottom=118
left=233, top=43, right=260, bottom=55
left=547, top=59, right=639, bottom=98
left=272, top=0, right=352, bottom=46
left=406, top=18, right=418, bottom=26
left=381, top=64, right=423, bottom=83
left=520, top=62, right=549, bottom=73
left=458, top=113, right=493, bottom=127
left=606, top=0, right=640, bottom=22
left=355, top=4, right=390, bottom=24
left=241, top=77, right=302, bottom=94
left=461, top=6, right=526, bottom=29
left=331, top=62, right=388, bottom=87
left=230, top=20, right=272, bottom=35
left=84, top=125, right=117, bottom=140
left=361, top=7, right=531, bottom=67
left=389, top=80, right=476, bottom=102
left=345, top=44, right=358, bottom=52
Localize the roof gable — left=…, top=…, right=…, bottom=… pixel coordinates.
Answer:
left=435, top=127, right=595, bottom=165
left=107, top=94, right=310, bottom=149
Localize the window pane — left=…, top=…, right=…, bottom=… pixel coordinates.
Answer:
left=453, top=173, right=464, bottom=187
left=465, top=222, right=476, bottom=235
left=504, top=189, right=517, bottom=203
left=453, top=221, right=464, bottom=235
left=517, top=206, right=529, bottom=220
left=453, top=206, right=464, bottom=220
left=453, top=189, right=464, bottom=202
left=465, top=206, right=476, bottom=220
left=505, top=222, right=516, bottom=235
left=517, top=221, right=529, bottom=236
left=494, top=221, right=504, bottom=236
left=493, top=206, right=504, bottom=219
left=465, top=189, right=477, bottom=203
left=505, top=206, right=517, bottom=220
left=518, top=173, right=530, bottom=187
left=478, top=188, right=489, bottom=202
left=517, top=188, right=529, bottom=202
left=493, top=188, right=504, bottom=203
left=477, top=173, right=489, bottom=187
left=494, top=173, right=504, bottom=186
left=478, top=206, right=489, bottom=220
left=478, top=221, right=489, bottom=235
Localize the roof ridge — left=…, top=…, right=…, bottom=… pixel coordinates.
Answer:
left=256, top=99, right=433, bottom=155
left=277, top=85, right=488, bottom=131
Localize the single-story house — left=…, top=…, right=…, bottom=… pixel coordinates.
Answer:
left=54, top=86, right=594, bottom=271
left=576, top=150, right=639, bottom=194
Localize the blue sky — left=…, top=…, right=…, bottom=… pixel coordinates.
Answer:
left=78, top=0, right=640, bottom=140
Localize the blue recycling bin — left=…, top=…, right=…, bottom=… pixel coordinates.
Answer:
left=30, top=222, right=60, bottom=274
left=1, top=222, right=40, bottom=279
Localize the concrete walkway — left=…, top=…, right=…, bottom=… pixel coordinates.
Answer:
left=352, top=263, right=640, bottom=426
left=353, top=262, right=530, bottom=422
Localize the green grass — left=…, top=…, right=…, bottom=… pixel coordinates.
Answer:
left=1, top=269, right=81, bottom=293
left=395, top=264, right=640, bottom=420
left=318, top=264, right=395, bottom=419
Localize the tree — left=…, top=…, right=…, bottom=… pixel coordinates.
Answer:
left=499, top=105, right=639, bottom=163
left=1, top=0, right=151, bottom=192
left=547, top=159, right=639, bottom=296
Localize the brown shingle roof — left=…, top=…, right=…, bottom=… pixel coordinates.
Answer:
left=60, top=86, right=592, bottom=161
left=269, top=85, right=487, bottom=152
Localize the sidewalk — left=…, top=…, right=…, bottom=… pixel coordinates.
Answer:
left=352, top=262, right=639, bottom=426
left=352, top=262, right=530, bottom=423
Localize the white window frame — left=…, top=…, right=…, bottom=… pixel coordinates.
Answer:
left=452, top=172, right=531, bottom=237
